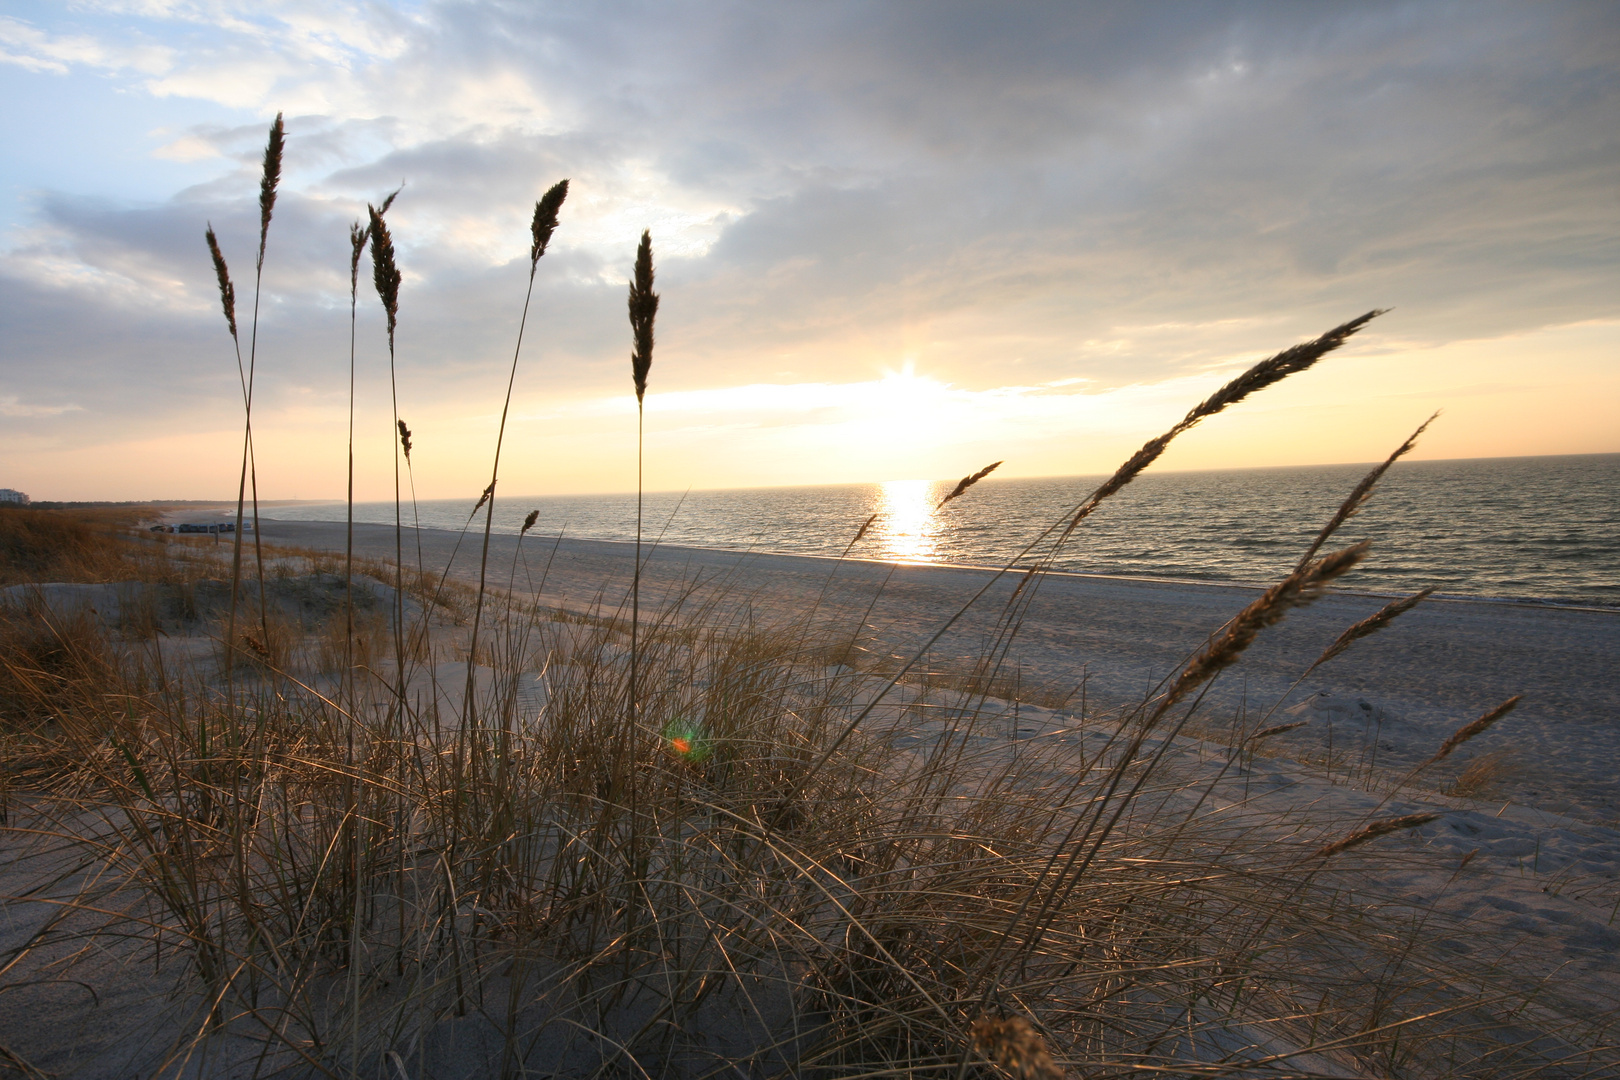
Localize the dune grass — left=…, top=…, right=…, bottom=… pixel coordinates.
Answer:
left=0, top=118, right=1614, bottom=1079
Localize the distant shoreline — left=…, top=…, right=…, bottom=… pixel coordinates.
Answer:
left=250, top=512, right=1620, bottom=615
left=13, top=499, right=330, bottom=510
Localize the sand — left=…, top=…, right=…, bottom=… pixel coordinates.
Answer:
left=255, top=518, right=1620, bottom=822
left=2, top=518, right=1616, bottom=1076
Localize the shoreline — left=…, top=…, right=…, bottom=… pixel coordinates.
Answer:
left=238, top=516, right=1620, bottom=825
left=3, top=510, right=1614, bottom=1075
left=247, top=511, right=1620, bottom=615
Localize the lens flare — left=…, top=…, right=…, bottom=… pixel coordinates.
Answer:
left=661, top=717, right=712, bottom=762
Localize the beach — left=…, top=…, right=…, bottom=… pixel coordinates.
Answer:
left=257, top=517, right=1620, bottom=822
left=2, top=515, right=1616, bottom=1077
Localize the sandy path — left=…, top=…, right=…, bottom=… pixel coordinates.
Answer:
left=254, top=517, right=1620, bottom=822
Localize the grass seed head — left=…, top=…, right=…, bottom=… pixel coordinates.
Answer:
left=204, top=225, right=237, bottom=340
left=367, top=204, right=401, bottom=341
left=1249, top=719, right=1309, bottom=743
left=521, top=510, right=539, bottom=535
left=348, top=220, right=368, bottom=293
left=530, top=179, right=568, bottom=266
left=970, top=1015, right=1063, bottom=1080
left=1176, top=539, right=1371, bottom=696
left=1189, top=309, right=1385, bottom=425
left=397, top=419, right=413, bottom=462
left=1429, top=695, right=1522, bottom=764
left=1316, top=812, right=1440, bottom=858
left=256, top=113, right=284, bottom=268
left=1071, top=311, right=1383, bottom=530
left=353, top=188, right=399, bottom=301
left=1299, top=411, right=1436, bottom=566
left=629, top=230, right=659, bottom=402
left=1311, top=586, right=1435, bottom=671
left=851, top=512, right=878, bottom=546
left=938, top=460, right=1002, bottom=509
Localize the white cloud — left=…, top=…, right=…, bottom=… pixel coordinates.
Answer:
left=151, top=132, right=223, bottom=161
left=0, top=14, right=171, bottom=75
left=0, top=2, right=1616, bottom=496
left=0, top=395, right=83, bottom=418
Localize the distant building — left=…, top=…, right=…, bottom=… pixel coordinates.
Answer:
left=0, top=488, right=29, bottom=505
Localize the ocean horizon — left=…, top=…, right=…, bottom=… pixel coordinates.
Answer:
left=260, top=453, right=1620, bottom=608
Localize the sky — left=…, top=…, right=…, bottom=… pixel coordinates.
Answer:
left=1, top=1, right=1616, bottom=502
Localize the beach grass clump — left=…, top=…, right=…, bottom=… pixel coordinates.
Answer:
left=0, top=507, right=147, bottom=586
left=7, top=579, right=1576, bottom=1078
left=1, top=129, right=1612, bottom=1080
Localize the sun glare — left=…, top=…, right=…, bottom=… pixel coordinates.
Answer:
left=873, top=478, right=940, bottom=563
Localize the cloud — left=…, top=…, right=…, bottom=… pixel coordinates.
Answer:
left=0, top=13, right=171, bottom=75
left=0, top=1, right=1615, bottom=498
left=0, top=395, right=83, bottom=418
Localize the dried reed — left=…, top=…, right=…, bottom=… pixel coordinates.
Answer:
left=938, top=460, right=1001, bottom=509
left=341, top=186, right=397, bottom=694
left=1249, top=719, right=1310, bottom=743
left=781, top=315, right=1387, bottom=824
left=1309, top=587, right=1435, bottom=672
left=1316, top=813, right=1441, bottom=858
left=1170, top=540, right=1371, bottom=707
left=1426, top=695, right=1522, bottom=765
left=627, top=229, right=659, bottom=765
left=969, top=1015, right=1063, bottom=1080
left=367, top=198, right=408, bottom=711
left=1062, top=310, right=1384, bottom=541
left=6, top=164, right=1589, bottom=1078
left=1298, top=411, right=1436, bottom=567
left=464, top=179, right=568, bottom=771
left=241, top=114, right=282, bottom=635
left=344, top=217, right=369, bottom=692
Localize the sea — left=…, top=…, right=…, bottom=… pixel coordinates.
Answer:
left=263, top=454, right=1620, bottom=608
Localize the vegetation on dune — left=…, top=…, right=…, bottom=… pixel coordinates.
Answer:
left=0, top=115, right=1611, bottom=1079
left=0, top=505, right=166, bottom=585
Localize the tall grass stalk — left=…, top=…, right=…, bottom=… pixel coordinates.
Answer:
left=781, top=312, right=1385, bottom=813
left=626, top=229, right=659, bottom=814
left=367, top=201, right=406, bottom=716
left=203, top=113, right=282, bottom=688
left=345, top=222, right=366, bottom=701
left=465, top=180, right=567, bottom=739
left=344, top=188, right=397, bottom=702
left=242, top=113, right=283, bottom=652
left=9, top=164, right=1596, bottom=1078
left=204, top=225, right=246, bottom=700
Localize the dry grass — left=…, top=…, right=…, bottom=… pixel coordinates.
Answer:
left=0, top=142, right=1611, bottom=1078
left=1443, top=750, right=1518, bottom=799
left=0, top=507, right=151, bottom=585
left=1, top=575, right=1608, bottom=1077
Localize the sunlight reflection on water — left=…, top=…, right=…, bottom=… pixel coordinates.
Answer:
left=873, top=479, right=942, bottom=563
left=264, top=455, right=1620, bottom=605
